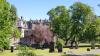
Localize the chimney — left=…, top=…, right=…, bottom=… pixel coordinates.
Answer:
left=21, top=16, right=23, bottom=19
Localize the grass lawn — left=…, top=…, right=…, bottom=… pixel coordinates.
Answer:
left=0, top=47, right=100, bottom=56
left=0, top=50, right=18, bottom=56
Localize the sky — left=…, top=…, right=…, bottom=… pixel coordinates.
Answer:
left=7, top=0, right=100, bottom=21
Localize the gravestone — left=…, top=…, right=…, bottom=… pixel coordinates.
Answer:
left=57, top=45, right=63, bottom=52
left=11, top=46, right=14, bottom=52
left=49, top=42, right=55, bottom=53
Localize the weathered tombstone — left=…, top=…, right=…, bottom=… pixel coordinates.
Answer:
left=87, top=48, right=90, bottom=51
left=57, top=45, right=63, bottom=52
left=49, top=42, right=55, bottom=53
left=11, top=46, right=14, bottom=52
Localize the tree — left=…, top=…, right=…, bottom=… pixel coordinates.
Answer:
left=47, top=6, right=70, bottom=45
left=10, top=5, right=21, bottom=38
left=69, top=2, right=93, bottom=48
left=95, top=17, right=100, bottom=37
left=83, top=23, right=96, bottom=49
left=0, top=0, right=18, bottom=49
left=82, top=12, right=97, bottom=49
left=31, top=24, right=53, bottom=45
left=94, top=16, right=100, bottom=48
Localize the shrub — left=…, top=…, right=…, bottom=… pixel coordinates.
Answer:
left=56, top=38, right=64, bottom=52
left=56, top=38, right=64, bottom=46
left=18, top=45, right=36, bottom=56
left=0, top=39, right=10, bottom=50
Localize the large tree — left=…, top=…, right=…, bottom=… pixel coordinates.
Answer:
left=83, top=16, right=100, bottom=49
left=47, top=6, right=70, bottom=44
left=0, top=0, right=19, bottom=49
left=69, top=2, right=93, bottom=48
left=32, top=24, right=53, bottom=44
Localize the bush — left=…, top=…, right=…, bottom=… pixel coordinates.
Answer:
left=56, top=38, right=64, bottom=46
left=0, top=41, right=9, bottom=51
left=56, top=38, right=64, bottom=52
left=0, top=35, right=10, bottom=50
left=18, top=45, right=36, bottom=56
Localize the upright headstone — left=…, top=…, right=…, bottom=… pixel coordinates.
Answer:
left=11, top=45, right=14, bottom=53
left=49, top=42, right=55, bottom=53
left=57, top=45, right=63, bottom=52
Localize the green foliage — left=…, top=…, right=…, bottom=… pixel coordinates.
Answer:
left=48, top=2, right=98, bottom=48
left=56, top=38, right=64, bottom=46
left=18, top=45, right=36, bottom=56
left=83, top=24, right=96, bottom=42
left=70, top=2, right=93, bottom=41
left=95, top=17, right=100, bottom=35
left=13, top=28, right=21, bottom=38
left=47, top=6, right=70, bottom=40
left=0, top=35, right=10, bottom=49
left=70, top=2, right=92, bottom=23
left=0, top=0, right=19, bottom=49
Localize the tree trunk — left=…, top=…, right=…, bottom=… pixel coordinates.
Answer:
left=75, top=41, right=78, bottom=49
left=91, top=41, right=95, bottom=49
left=65, top=38, right=70, bottom=46
left=65, top=39, right=68, bottom=45
left=70, top=41, right=74, bottom=49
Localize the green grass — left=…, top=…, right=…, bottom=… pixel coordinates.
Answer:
left=35, top=49, right=63, bottom=56
left=0, top=50, right=18, bottom=56
left=0, top=47, right=100, bottom=56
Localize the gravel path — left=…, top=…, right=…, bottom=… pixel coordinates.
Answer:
left=64, top=49, right=100, bottom=56
left=81, top=49, right=100, bottom=54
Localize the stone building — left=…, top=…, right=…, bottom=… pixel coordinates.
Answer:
left=17, top=17, right=53, bottom=47
left=17, top=16, right=25, bottom=38
left=10, top=16, right=24, bottom=47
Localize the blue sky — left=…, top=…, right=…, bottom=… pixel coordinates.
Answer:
left=7, top=0, right=100, bottom=21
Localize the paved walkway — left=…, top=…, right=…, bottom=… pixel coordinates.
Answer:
left=64, top=49, right=100, bottom=56
left=81, top=49, right=100, bottom=54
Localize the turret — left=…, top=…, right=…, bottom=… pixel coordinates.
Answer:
left=17, top=16, right=24, bottom=28
left=17, top=16, right=24, bottom=38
